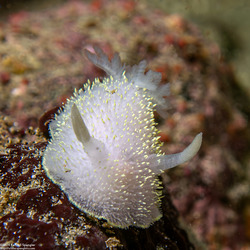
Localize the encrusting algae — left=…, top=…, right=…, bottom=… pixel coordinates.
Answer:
left=42, top=47, right=202, bottom=228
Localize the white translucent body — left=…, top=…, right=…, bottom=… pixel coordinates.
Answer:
left=42, top=47, right=202, bottom=228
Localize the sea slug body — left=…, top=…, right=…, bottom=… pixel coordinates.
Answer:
left=42, top=46, right=202, bottom=228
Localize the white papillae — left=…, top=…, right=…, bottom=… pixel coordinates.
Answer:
left=42, top=47, right=202, bottom=228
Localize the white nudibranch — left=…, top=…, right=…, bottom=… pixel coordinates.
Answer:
left=42, top=46, right=202, bottom=228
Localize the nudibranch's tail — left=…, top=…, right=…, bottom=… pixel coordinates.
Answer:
left=85, top=46, right=170, bottom=118
left=155, top=133, right=202, bottom=174
left=71, top=104, right=107, bottom=161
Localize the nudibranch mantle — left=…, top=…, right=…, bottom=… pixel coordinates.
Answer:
left=42, top=47, right=202, bottom=228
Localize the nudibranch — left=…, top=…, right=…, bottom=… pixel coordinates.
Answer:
left=42, top=47, right=202, bottom=228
